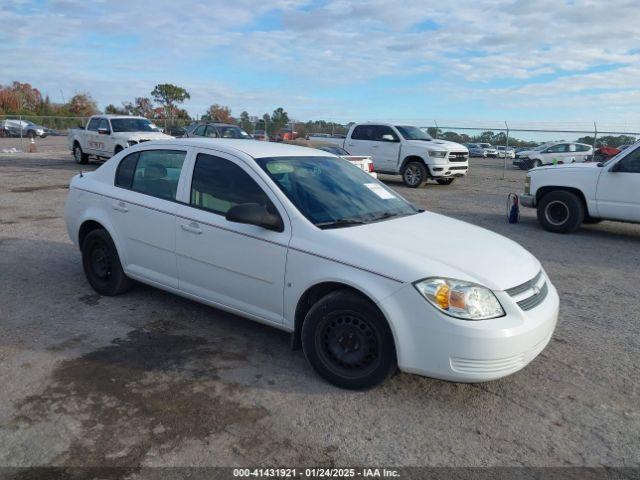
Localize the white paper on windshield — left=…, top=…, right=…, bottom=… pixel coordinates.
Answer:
left=364, top=183, right=396, bottom=200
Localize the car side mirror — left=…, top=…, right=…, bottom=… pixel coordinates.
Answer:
left=225, top=203, right=284, bottom=232
left=98, top=127, right=110, bottom=135
left=381, top=134, right=396, bottom=142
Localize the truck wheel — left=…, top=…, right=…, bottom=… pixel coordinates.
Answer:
left=301, top=290, right=397, bottom=390
left=436, top=178, right=455, bottom=185
left=518, top=160, right=529, bottom=170
left=537, top=191, right=584, bottom=233
left=73, top=144, right=89, bottom=164
left=402, top=161, right=427, bottom=188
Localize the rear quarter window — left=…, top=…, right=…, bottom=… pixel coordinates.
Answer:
left=115, top=152, right=139, bottom=189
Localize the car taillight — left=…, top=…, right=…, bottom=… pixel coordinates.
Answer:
left=368, top=162, right=374, bottom=172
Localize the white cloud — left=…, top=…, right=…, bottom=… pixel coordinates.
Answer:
left=1, top=0, right=639, bottom=122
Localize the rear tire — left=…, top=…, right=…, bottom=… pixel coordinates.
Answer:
left=302, top=290, right=397, bottom=390
left=81, top=229, right=133, bottom=296
left=73, top=144, right=89, bottom=164
left=537, top=190, right=584, bottom=233
left=436, top=178, right=455, bottom=185
left=402, top=161, right=427, bottom=188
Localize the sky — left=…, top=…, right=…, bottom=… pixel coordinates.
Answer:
left=2, top=0, right=640, bottom=130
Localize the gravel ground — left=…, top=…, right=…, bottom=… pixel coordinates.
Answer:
left=0, top=145, right=638, bottom=475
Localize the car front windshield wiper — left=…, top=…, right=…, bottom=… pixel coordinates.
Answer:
left=368, top=211, right=418, bottom=223
left=315, top=218, right=368, bottom=229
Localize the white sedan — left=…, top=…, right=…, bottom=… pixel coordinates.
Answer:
left=65, top=139, right=558, bottom=389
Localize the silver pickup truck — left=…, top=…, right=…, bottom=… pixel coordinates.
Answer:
left=68, top=115, right=172, bottom=164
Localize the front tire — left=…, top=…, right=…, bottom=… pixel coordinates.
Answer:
left=402, top=161, right=427, bottom=188
left=436, top=178, right=455, bottom=185
left=537, top=191, right=584, bottom=233
left=81, top=229, right=133, bottom=296
left=73, top=144, right=89, bottom=164
left=302, top=290, right=397, bottom=390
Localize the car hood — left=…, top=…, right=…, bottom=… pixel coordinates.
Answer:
left=532, top=162, right=601, bottom=173
left=115, top=132, right=174, bottom=140
left=312, top=211, right=541, bottom=291
left=404, top=140, right=449, bottom=152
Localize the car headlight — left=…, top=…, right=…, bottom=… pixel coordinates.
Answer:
left=413, top=278, right=505, bottom=320
left=127, top=140, right=138, bottom=146
left=524, top=175, right=531, bottom=194
left=428, top=150, right=447, bottom=158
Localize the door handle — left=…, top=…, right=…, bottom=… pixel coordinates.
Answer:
left=111, top=201, right=128, bottom=213
left=181, top=222, right=203, bottom=234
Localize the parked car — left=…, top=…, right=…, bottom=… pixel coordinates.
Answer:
left=184, top=122, right=251, bottom=140
left=467, top=143, right=498, bottom=158
left=164, top=125, right=187, bottom=137
left=496, top=146, right=516, bottom=159
left=521, top=141, right=640, bottom=233
left=513, top=142, right=593, bottom=170
left=309, top=123, right=469, bottom=187
left=68, top=115, right=173, bottom=164
left=289, top=139, right=377, bottom=177
left=0, top=119, right=48, bottom=138
left=253, top=130, right=269, bottom=141
left=64, top=138, right=558, bottom=389
left=593, top=146, right=620, bottom=163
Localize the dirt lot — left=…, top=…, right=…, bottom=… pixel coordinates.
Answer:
left=0, top=141, right=639, bottom=475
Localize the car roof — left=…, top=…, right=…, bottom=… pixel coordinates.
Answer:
left=140, top=138, right=335, bottom=159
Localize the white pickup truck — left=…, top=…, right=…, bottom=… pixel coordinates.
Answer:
left=520, top=141, right=640, bottom=233
left=68, top=115, right=173, bottom=164
left=309, top=123, right=468, bottom=187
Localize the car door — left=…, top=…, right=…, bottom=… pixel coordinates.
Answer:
left=371, top=125, right=402, bottom=171
left=85, top=117, right=100, bottom=155
left=175, top=150, right=290, bottom=325
left=596, top=145, right=640, bottom=222
left=97, top=118, right=114, bottom=157
left=344, top=125, right=377, bottom=163
left=541, top=143, right=565, bottom=164
left=109, top=147, right=189, bottom=288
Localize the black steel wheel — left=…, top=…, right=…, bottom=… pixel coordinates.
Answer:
left=81, top=228, right=132, bottom=296
left=537, top=190, right=584, bottom=233
left=302, top=290, right=397, bottom=389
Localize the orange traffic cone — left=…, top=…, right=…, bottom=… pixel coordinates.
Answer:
left=28, top=137, right=37, bottom=153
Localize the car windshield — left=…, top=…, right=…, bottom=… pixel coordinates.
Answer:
left=256, top=156, right=420, bottom=228
left=216, top=125, right=251, bottom=139
left=111, top=118, right=160, bottom=133
left=316, top=145, right=350, bottom=156
left=395, top=126, right=432, bottom=141
left=479, top=143, right=491, bottom=148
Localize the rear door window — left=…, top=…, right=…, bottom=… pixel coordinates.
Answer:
left=351, top=125, right=374, bottom=141
left=130, top=150, right=187, bottom=201
left=115, top=152, right=139, bottom=189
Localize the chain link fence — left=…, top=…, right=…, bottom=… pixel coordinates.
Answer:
left=2, top=115, right=638, bottom=181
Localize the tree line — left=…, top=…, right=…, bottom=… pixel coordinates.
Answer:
left=1, top=81, right=636, bottom=146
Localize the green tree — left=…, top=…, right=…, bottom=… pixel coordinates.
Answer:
left=105, top=104, right=127, bottom=115
left=270, top=107, right=289, bottom=134
left=151, top=84, right=190, bottom=119
left=123, top=97, right=154, bottom=117
left=239, top=111, right=253, bottom=133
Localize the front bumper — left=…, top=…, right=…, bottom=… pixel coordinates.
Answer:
left=429, top=163, right=469, bottom=177
left=378, top=278, right=559, bottom=382
left=520, top=194, right=535, bottom=208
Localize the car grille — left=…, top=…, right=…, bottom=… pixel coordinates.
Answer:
left=449, top=166, right=468, bottom=171
left=506, top=271, right=548, bottom=311
left=449, top=152, right=469, bottom=162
